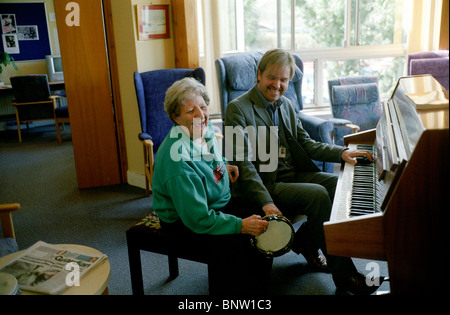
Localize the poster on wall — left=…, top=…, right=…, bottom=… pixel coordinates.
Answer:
left=0, top=3, right=50, bottom=61
left=1, top=14, right=17, bottom=34
left=2, top=33, right=19, bottom=54
left=17, top=26, right=39, bottom=40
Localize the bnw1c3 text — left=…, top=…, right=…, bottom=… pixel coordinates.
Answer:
left=178, top=299, right=272, bottom=312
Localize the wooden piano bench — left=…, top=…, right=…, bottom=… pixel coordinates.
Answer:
left=126, top=211, right=211, bottom=295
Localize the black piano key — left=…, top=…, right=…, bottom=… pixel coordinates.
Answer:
left=350, top=210, right=374, bottom=216
left=350, top=208, right=375, bottom=215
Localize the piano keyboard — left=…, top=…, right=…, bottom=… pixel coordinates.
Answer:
left=331, top=144, right=383, bottom=221
left=350, top=144, right=381, bottom=216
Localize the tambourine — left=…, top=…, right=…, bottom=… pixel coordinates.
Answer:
left=251, top=215, right=294, bottom=257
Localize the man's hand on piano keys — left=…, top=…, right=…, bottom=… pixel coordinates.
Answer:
left=341, top=149, right=375, bottom=165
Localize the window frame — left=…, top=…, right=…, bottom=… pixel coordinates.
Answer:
left=225, top=0, right=408, bottom=109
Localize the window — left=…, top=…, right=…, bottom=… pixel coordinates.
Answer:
left=216, top=0, right=411, bottom=108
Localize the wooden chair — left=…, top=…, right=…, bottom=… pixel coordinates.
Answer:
left=10, top=75, right=68, bottom=143
left=0, top=203, right=20, bottom=258
left=53, top=92, right=70, bottom=143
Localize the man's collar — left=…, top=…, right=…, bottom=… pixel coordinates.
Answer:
left=254, top=85, right=283, bottom=111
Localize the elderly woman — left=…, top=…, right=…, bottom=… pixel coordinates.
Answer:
left=152, top=77, right=270, bottom=294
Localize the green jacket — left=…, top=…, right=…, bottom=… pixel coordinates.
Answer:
left=224, top=85, right=346, bottom=207
left=152, top=122, right=242, bottom=235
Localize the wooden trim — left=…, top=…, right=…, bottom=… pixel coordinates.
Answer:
left=171, top=0, right=199, bottom=69
left=12, top=100, right=53, bottom=106
left=439, top=0, right=449, bottom=50
left=103, top=0, right=128, bottom=184
left=324, top=213, right=386, bottom=261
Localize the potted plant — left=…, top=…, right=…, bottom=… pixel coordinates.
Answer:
left=0, top=51, right=18, bottom=86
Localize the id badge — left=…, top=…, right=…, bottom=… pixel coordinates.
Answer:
left=279, top=146, right=286, bottom=158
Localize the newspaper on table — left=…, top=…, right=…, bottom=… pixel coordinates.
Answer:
left=0, top=241, right=107, bottom=295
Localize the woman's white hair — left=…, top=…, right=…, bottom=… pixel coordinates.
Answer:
left=164, top=77, right=209, bottom=122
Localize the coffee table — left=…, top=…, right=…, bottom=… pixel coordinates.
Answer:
left=0, top=244, right=110, bottom=295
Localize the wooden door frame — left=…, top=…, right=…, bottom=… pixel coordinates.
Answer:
left=102, top=0, right=127, bottom=183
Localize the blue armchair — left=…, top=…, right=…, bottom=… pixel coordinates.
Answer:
left=216, top=52, right=337, bottom=173
left=134, top=68, right=206, bottom=196
left=328, top=76, right=382, bottom=146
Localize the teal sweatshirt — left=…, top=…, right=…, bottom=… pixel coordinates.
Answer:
left=152, top=122, right=242, bottom=235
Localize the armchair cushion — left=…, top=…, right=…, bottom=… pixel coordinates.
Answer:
left=328, top=76, right=378, bottom=99
left=331, top=83, right=380, bottom=106
left=54, top=106, right=69, bottom=118
left=330, top=83, right=382, bottom=131
left=407, top=50, right=449, bottom=90
left=298, top=113, right=334, bottom=145
left=410, top=57, right=449, bottom=77
left=0, top=238, right=18, bottom=257
left=410, top=57, right=449, bottom=89
left=298, top=113, right=334, bottom=173
left=222, top=51, right=262, bottom=91
left=223, top=53, right=303, bottom=91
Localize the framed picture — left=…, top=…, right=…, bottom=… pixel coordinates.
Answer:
left=2, top=34, right=20, bottom=54
left=136, top=5, right=170, bottom=40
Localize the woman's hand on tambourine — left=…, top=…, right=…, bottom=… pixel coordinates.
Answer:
left=241, top=215, right=269, bottom=236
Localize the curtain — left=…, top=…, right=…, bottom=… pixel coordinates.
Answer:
left=198, top=0, right=222, bottom=116
left=407, top=0, right=444, bottom=53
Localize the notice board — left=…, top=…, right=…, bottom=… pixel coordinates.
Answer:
left=0, top=2, right=51, bottom=61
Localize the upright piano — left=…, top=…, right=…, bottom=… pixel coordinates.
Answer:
left=324, top=75, right=449, bottom=294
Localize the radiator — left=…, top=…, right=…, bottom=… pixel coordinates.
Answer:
left=0, top=95, right=15, bottom=116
